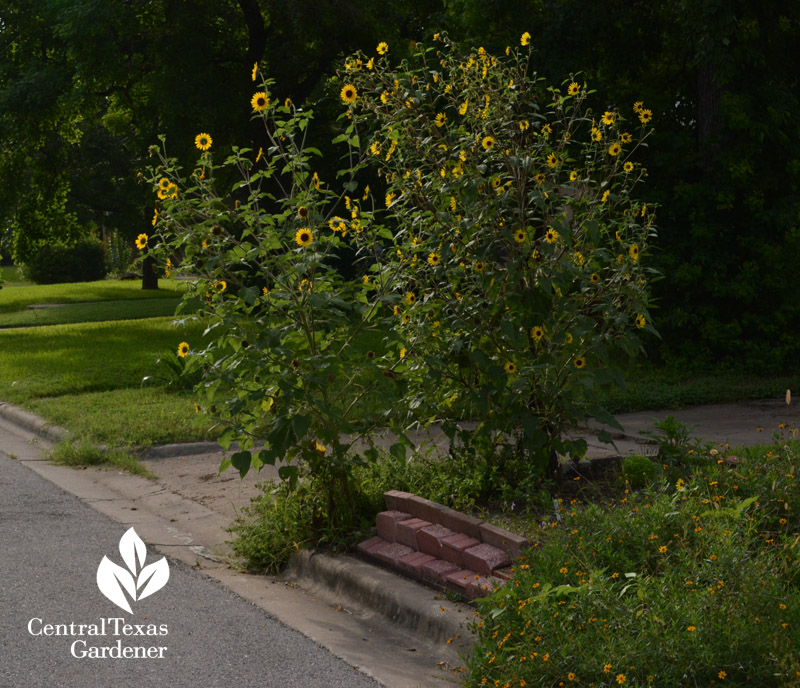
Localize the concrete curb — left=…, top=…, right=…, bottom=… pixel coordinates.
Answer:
left=283, top=550, right=475, bottom=648
left=0, top=402, right=70, bottom=444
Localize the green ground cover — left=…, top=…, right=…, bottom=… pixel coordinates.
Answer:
left=0, top=278, right=184, bottom=314
left=0, top=297, right=183, bottom=328
left=0, top=265, right=32, bottom=287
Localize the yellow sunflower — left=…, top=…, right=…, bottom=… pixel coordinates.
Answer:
left=435, top=112, right=447, bottom=127
left=567, top=82, right=580, bottom=96
left=545, top=228, right=559, bottom=244
left=251, top=91, right=269, bottom=112
left=546, top=153, right=559, bottom=168
left=620, top=132, right=633, bottom=144
left=531, top=326, right=545, bottom=342
left=177, top=341, right=190, bottom=358
left=520, top=32, right=531, bottom=46
left=514, top=229, right=526, bottom=243
left=135, top=233, right=148, bottom=249
left=629, top=244, right=640, bottom=262
left=608, top=143, right=622, bottom=156
left=158, top=177, right=171, bottom=191
left=297, top=206, right=309, bottom=220
left=635, top=314, right=646, bottom=329
left=377, top=41, right=389, bottom=55
left=624, top=161, right=634, bottom=172
left=574, top=356, right=586, bottom=369
left=474, top=260, right=486, bottom=273
left=340, top=84, right=357, bottom=105
left=591, top=273, right=600, bottom=284
left=194, top=133, right=212, bottom=151
left=427, top=252, right=441, bottom=266
left=481, top=135, right=495, bottom=151
left=638, top=108, right=653, bottom=124
left=601, top=111, right=615, bottom=125
left=405, top=291, right=417, bottom=305
left=295, top=228, right=313, bottom=246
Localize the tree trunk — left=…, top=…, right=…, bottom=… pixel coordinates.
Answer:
left=142, top=254, right=158, bottom=290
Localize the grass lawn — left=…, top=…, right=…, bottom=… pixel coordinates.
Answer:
left=0, top=278, right=185, bottom=314
left=0, top=297, right=183, bottom=328
left=0, top=265, right=32, bottom=287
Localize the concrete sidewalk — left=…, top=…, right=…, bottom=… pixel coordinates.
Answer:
left=0, top=395, right=797, bottom=687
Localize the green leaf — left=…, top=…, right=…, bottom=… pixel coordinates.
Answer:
left=230, top=450, right=252, bottom=478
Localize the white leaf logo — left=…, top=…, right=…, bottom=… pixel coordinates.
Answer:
left=97, top=527, right=169, bottom=613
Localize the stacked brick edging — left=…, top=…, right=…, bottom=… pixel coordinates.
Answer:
left=357, top=490, right=529, bottom=600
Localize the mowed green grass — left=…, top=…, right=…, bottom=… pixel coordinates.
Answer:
left=0, top=316, right=207, bottom=403
left=0, top=297, right=183, bottom=328
left=0, top=278, right=185, bottom=314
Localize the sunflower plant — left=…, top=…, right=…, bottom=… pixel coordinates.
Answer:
left=342, top=34, right=657, bottom=477
left=143, top=76, right=406, bottom=538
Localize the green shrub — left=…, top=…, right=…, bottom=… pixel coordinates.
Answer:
left=25, top=239, right=107, bottom=284
left=621, top=453, right=660, bottom=488
left=468, top=440, right=800, bottom=687
left=104, top=229, right=133, bottom=277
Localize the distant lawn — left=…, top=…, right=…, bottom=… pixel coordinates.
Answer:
left=0, top=278, right=185, bottom=314
left=0, top=265, right=32, bottom=287
left=0, top=297, right=184, bottom=328
left=0, top=316, right=207, bottom=403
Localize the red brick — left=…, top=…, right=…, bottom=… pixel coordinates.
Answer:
left=467, top=576, right=505, bottom=600
left=420, top=559, right=460, bottom=585
left=373, top=541, right=415, bottom=567
left=441, top=533, right=481, bottom=568
left=376, top=510, right=412, bottom=543
left=478, top=522, right=530, bottom=559
left=397, top=551, right=437, bottom=580
left=437, top=507, right=483, bottom=540
left=417, top=524, right=455, bottom=558
left=463, top=543, right=511, bottom=576
left=444, top=568, right=480, bottom=594
left=384, top=490, right=413, bottom=513
left=395, top=518, right=431, bottom=550
left=406, top=494, right=447, bottom=525
left=356, top=535, right=388, bottom=559
left=493, top=567, right=515, bottom=581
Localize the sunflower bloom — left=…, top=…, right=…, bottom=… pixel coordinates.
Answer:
left=177, top=341, right=190, bottom=358
left=621, top=132, right=633, bottom=144
left=194, top=133, right=212, bottom=151
left=635, top=314, right=646, bottom=329
left=435, top=112, right=447, bottom=127
left=602, top=111, right=615, bottom=125
left=520, top=32, right=531, bottom=46
left=427, top=252, right=441, bottom=266
left=251, top=91, right=269, bottom=112
left=608, top=143, right=622, bottom=156
left=295, top=228, right=313, bottom=246
left=405, top=291, right=416, bottom=306
left=531, top=326, right=545, bottom=342
left=546, top=153, right=559, bottom=168
left=481, top=136, right=495, bottom=150
left=638, top=108, right=653, bottom=124
left=629, top=244, right=640, bottom=261
left=377, top=41, right=388, bottom=55
left=340, top=84, right=357, bottom=104
left=459, top=100, right=469, bottom=116
left=616, top=675, right=626, bottom=685
left=544, top=228, right=559, bottom=244
left=514, top=229, right=526, bottom=243
left=624, top=161, right=634, bottom=172
left=568, top=82, right=580, bottom=96
left=574, top=356, right=586, bottom=369
left=504, top=361, right=517, bottom=374
left=158, top=177, right=171, bottom=191
left=135, top=233, right=148, bottom=250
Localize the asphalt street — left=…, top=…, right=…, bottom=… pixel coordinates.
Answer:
left=0, top=451, right=381, bottom=688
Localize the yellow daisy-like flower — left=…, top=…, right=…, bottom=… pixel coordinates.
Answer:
left=591, top=273, right=600, bottom=284
left=569, top=170, right=578, bottom=181
left=620, top=132, right=633, bottom=144
left=365, top=57, right=374, bottom=70
left=164, top=258, right=171, bottom=279
left=603, top=664, right=612, bottom=674
left=602, top=190, right=611, bottom=203
left=504, top=361, right=517, bottom=374
left=573, top=251, right=585, bottom=266
left=297, top=206, right=309, bottom=220
left=568, top=82, right=580, bottom=96
left=541, top=123, right=552, bottom=137
left=608, top=143, right=622, bottom=156
left=135, top=233, right=148, bottom=250
left=213, top=280, right=226, bottom=294
left=298, top=278, right=312, bottom=293
left=399, top=347, right=407, bottom=358
left=405, top=291, right=417, bottom=305
left=340, top=84, right=357, bottom=105
left=574, top=356, right=586, bottom=369
left=385, top=191, right=396, bottom=207
left=151, top=210, right=158, bottom=227
left=629, top=244, right=640, bottom=261
left=687, top=626, right=696, bottom=632
left=568, top=674, right=576, bottom=682
left=635, top=314, right=647, bottom=329
left=520, top=31, right=531, bottom=46
left=544, top=228, right=559, bottom=244
left=474, top=260, right=486, bottom=273
left=158, top=177, right=171, bottom=191
left=251, top=91, right=269, bottom=112
left=251, top=63, right=258, bottom=81
left=435, top=112, right=447, bottom=127
left=377, top=41, right=388, bottom=55
left=535, top=173, right=546, bottom=185
left=546, top=153, right=559, bottom=168
left=591, top=127, right=602, bottom=142
left=601, top=111, right=615, bottom=125
left=633, top=101, right=644, bottom=113
left=639, top=108, right=653, bottom=123
left=313, top=171, right=320, bottom=190
left=718, top=671, right=727, bottom=680
left=427, top=252, right=441, bottom=266
left=458, top=100, right=469, bottom=116
left=514, top=229, right=526, bottom=243
left=566, top=333, right=573, bottom=344
left=328, top=217, right=346, bottom=233
left=616, top=675, right=626, bottom=685
left=402, top=313, right=411, bottom=324
left=194, top=133, right=212, bottom=151
left=624, top=161, right=634, bottom=172
left=531, top=326, right=545, bottom=342
left=295, top=228, right=313, bottom=246
left=481, top=135, right=495, bottom=150
left=177, top=341, right=190, bottom=358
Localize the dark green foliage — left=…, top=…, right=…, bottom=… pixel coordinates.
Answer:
left=621, top=454, right=661, bottom=489
left=25, top=240, right=107, bottom=284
